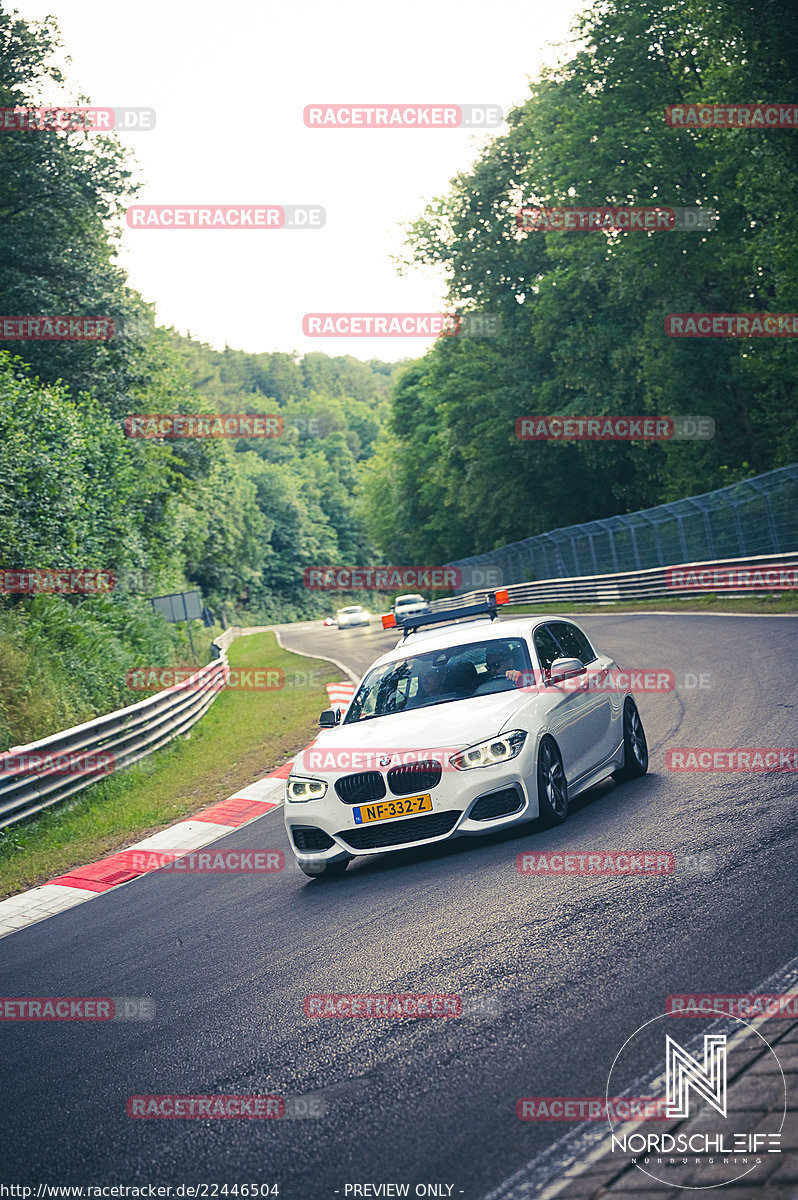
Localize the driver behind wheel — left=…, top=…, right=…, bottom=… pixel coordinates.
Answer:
left=485, top=643, right=525, bottom=687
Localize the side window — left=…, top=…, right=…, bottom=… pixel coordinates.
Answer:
left=533, top=625, right=563, bottom=673
left=548, top=622, right=597, bottom=666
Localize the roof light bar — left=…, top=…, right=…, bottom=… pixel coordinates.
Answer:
left=391, top=591, right=508, bottom=638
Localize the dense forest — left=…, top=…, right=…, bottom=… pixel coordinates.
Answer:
left=0, top=7, right=405, bottom=744
left=1, top=0, right=796, bottom=745
left=363, top=0, right=798, bottom=561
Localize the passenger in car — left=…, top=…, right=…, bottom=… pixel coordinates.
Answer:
left=410, top=663, right=446, bottom=706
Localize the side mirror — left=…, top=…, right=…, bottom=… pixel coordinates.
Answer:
left=548, top=657, right=586, bottom=686
left=318, top=708, right=341, bottom=727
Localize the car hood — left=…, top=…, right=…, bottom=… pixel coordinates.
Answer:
left=301, top=691, right=535, bottom=766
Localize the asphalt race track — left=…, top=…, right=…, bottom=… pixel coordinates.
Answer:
left=1, top=612, right=796, bottom=1197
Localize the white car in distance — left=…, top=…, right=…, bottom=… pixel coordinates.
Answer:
left=392, top=594, right=431, bottom=622
left=336, top=605, right=371, bottom=629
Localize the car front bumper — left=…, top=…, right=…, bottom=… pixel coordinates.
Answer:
left=284, top=746, right=540, bottom=869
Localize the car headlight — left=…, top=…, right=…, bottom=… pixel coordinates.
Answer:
left=286, top=776, right=328, bottom=802
left=449, top=730, right=527, bottom=771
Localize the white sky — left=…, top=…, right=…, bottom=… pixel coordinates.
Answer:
left=10, top=0, right=587, bottom=362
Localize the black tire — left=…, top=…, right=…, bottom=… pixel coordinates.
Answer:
left=612, top=698, right=649, bottom=781
left=536, top=737, right=569, bottom=826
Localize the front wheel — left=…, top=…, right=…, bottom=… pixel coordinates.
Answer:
left=536, top=737, right=569, bottom=826
left=612, top=698, right=649, bottom=781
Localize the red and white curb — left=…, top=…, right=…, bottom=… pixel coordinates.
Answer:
left=327, top=681, right=358, bottom=707
left=0, top=681, right=356, bottom=940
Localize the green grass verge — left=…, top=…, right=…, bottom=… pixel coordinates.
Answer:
left=0, top=632, right=340, bottom=900
left=501, top=593, right=798, bottom=615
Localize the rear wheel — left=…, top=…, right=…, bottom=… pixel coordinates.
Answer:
left=612, top=698, right=649, bottom=781
left=536, top=737, right=568, bottom=826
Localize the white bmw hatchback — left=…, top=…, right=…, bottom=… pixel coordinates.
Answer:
left=284, top=599, right=648, bottom=877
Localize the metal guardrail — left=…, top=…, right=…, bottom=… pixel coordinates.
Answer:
left=431, top=551, right=798, bottom=612
left=0, top=628, right=238, bottom=831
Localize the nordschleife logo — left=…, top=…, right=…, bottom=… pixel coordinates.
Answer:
left=665, top=1033, right=727, bottom=1118
left=605, top=1011, right=785, bottom=1189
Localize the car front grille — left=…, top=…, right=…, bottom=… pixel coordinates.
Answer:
left=387, top=760, right=442, bottom=795
left=335, top=772, right=387, bottom=805
left=290, top=826, right=336, bottom=852
left=469, top=787, right=525, bottom=821
left=337, top=810, right=459, bottom=851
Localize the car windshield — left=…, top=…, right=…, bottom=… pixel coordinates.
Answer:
left=395, top=595, right=424, bottom=607
left=340, top=607, right=363, bottom=614
left=344, top=637, right=533, bottom=723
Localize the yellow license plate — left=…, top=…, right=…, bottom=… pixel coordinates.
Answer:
left=353, top=794, right=432, bottom=825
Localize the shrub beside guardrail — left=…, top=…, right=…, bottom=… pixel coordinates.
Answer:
left=0, top=629, right=236, bottom=831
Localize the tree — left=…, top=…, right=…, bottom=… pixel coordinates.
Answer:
left=369, top=0, right=798, bottom=561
